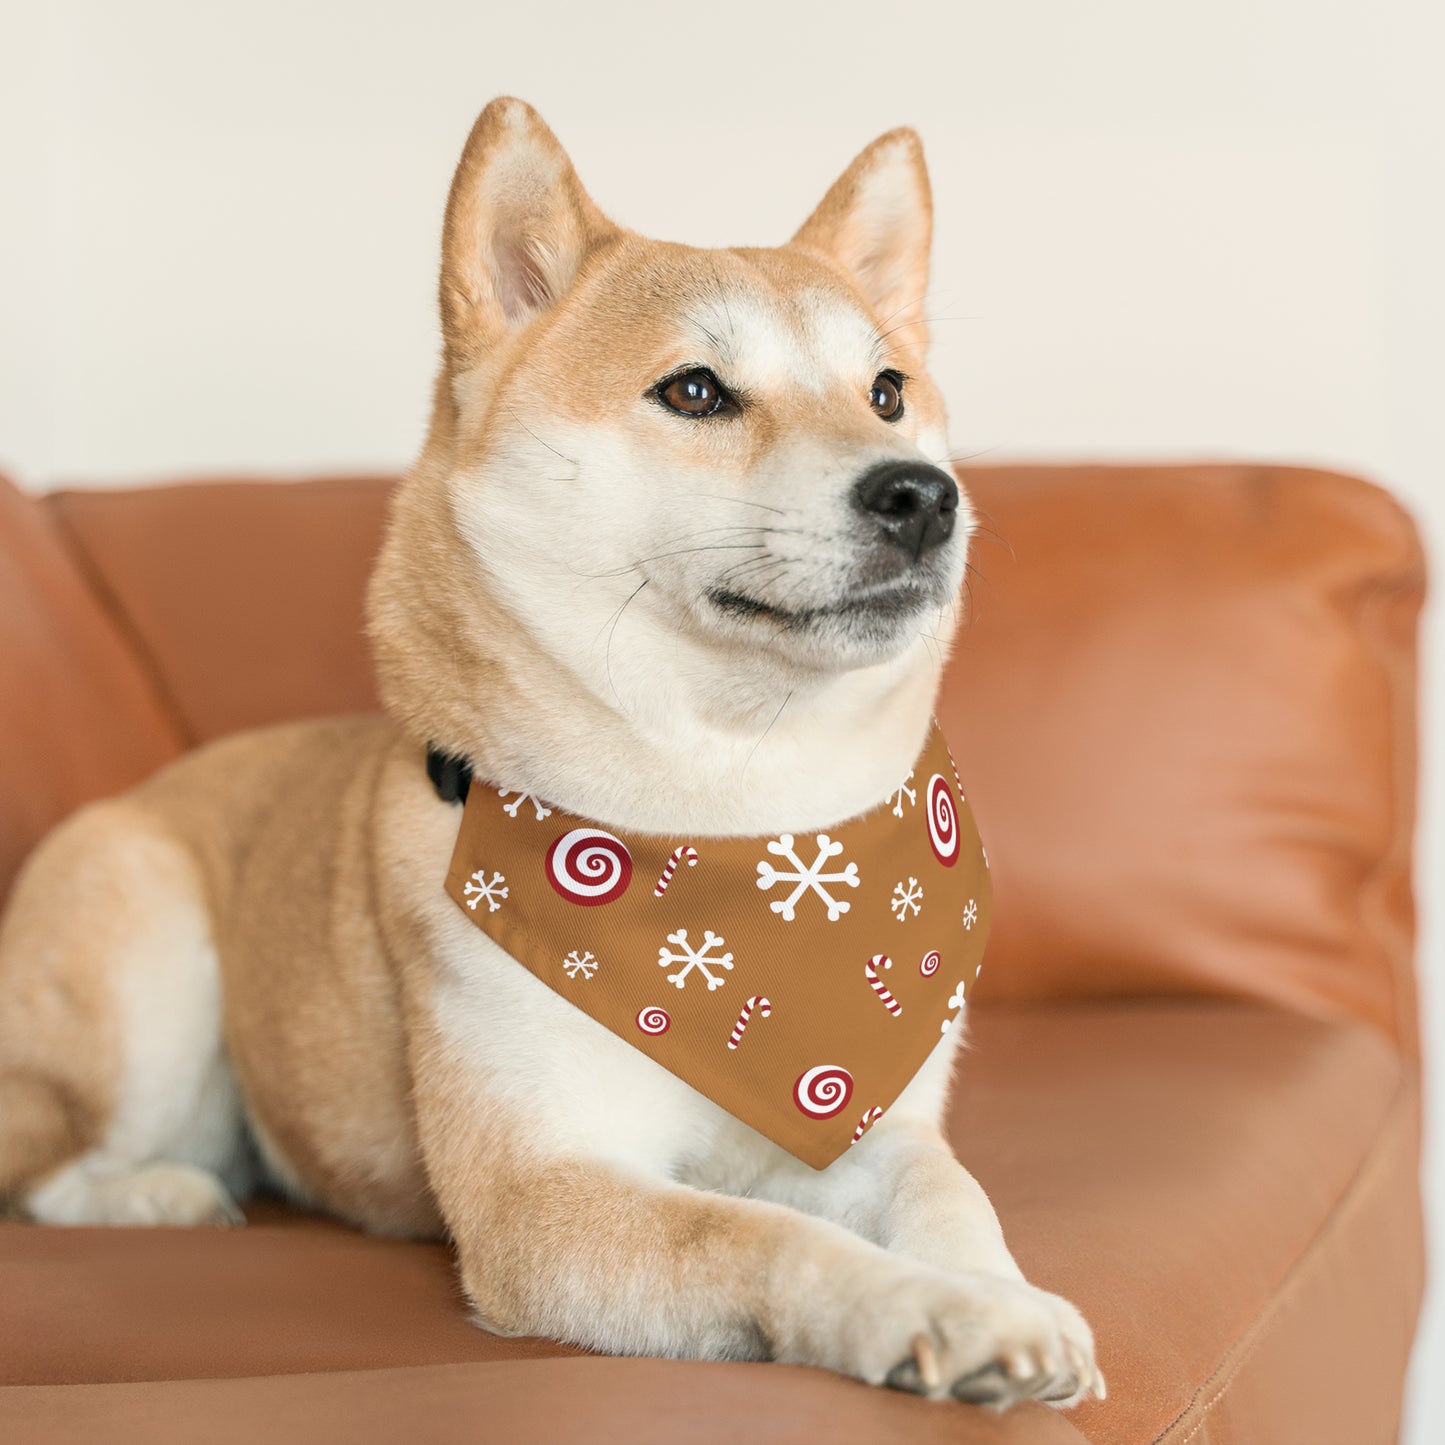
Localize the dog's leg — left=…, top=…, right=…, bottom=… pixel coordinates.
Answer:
left=746, top=1043, right=1104, bottom=1405
left=0, top=800, right=247, bottom=1225
left=415, top=1049, right=1096, bottom=1404
left=756, top=1119, right=1107, bottom=1398
left=752, top=1037, right=1024, bottom=1278
left=759, top=1117, right=1025, bottom=1275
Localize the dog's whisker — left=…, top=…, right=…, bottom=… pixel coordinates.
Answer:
left=501, top=402, right=580, bottom=469
left=715, top=567, right=791, bottom=604
left=874, top=289, right=943, bottom=327
left=742, top=687, right=794, bottom=777
left=570, top=540, right=775, bottom=582
left=703, top=553, right=793, bottom=607
left=874, top=301, right=977, bottom=353
left=878, top=313, right=980, bottom=346
left=628, top=544, right=773, bottom=568
left=869, top=290, right=950, bottom=355
left=959, top=505, right=1015, bottom=562
left=957, top=562, right=984, bottom=620
left=932, top=444, right=1007, bottom=469
left=694, top=494, right=795, bottom=517
left=600, top=578, right=650, bottom=708
left=771, top=557, right=836, bottom=615
left=715, top=552, right=790, bottom=585
left=571, top=521, right=827, bottom=583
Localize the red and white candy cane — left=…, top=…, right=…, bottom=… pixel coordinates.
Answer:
left=727, top=995, right=772, bottom=1050
left=864, top=954, right=902, bottom=1017
left=851, top=1106, right=884, bottom=1144
left=653, top=845, right=699, bottom=897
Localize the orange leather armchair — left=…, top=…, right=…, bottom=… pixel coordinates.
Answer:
left=0, top=463, right=1425, bottom=1444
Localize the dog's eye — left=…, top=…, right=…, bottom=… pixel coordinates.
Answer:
left=658, top=369, right=725, bottom=417
left=869, top=371, right=904, bottom=421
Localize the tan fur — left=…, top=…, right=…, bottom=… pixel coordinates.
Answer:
left=0, top=98, right=1101, bottom=1405
left=793, top=127, right=935, bottom=356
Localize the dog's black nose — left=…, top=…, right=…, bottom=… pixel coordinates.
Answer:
left=852, top=460, right=959, bottom=560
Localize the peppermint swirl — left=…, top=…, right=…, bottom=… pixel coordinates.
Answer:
left=545, top=827, right=633, bottom=905
left=636, top=1006, right=671, bottom=1036
left=920, top=949, right=942, bottom=977
left=793, top=1064, right=854, bottom=1119
left=925, top=773, right=960, bottom=867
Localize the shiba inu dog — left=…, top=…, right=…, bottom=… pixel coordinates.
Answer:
left=0, top=98, right=1102, bottom=1408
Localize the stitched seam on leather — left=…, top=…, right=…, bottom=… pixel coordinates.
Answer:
left=1318, top=469, right=1427, bottom=1067
left=45, top=497, right=200, bottom=750
left=1151, top=1073, right=1416, bottom=1445
left=1353, top=563, right=1426, bottom=1068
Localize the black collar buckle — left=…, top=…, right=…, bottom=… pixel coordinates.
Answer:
left=426, top=745, right=473, bottom=804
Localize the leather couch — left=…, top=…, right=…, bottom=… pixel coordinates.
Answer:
left=0, top=461, right=1426, bottom=1445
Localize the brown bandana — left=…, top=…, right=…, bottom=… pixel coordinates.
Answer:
left=443, top=722, right=991, bottom=1169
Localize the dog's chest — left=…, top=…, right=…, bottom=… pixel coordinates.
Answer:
left=425, top=724, right=989, bottom=1171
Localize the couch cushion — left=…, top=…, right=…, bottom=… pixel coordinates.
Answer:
left=0, top=1002, right=1419, bottom=1444
left=47, top=477, right=391, bottom=744
left=944, top=464, right=1423, bottom=1058
left=0, top=474, right=183, bottom=904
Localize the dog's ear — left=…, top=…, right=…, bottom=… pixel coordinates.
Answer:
left=791, top=128, right=933, bottom=353
left=440, top=98, right=617, bottom=367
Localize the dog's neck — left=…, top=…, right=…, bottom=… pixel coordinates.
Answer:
left=472, top=622, right=942, bottom=835
left=370, top=462, right=950, bottom=837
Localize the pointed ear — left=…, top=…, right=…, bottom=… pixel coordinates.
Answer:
left=440, top=97, right=617, bottom=367
left=791, top=128, right=933, bottom=353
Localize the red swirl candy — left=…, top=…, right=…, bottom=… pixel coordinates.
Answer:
left=925, top=774, right=959, bottom=867
left=636, top=1006, right=671, bottom=1036
left=793, top=1064, right=853, bottom=1119
left=545, top=827, right=633, bottom=905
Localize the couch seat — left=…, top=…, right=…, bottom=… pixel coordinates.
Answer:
left=0, top=1001, right=1418, bottom=1445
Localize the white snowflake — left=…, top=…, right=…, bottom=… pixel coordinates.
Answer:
left=941, top=981, right=968, bottom=1034
left=963, top=898, right=978, bottom=930
left=562, top=949, right=598, bottom=979
left=498, top=788, right=553, bottom=822
left=891, top=877, right=923, bottom=922
left=463, top=869, right=508, bottom=912
left=756, top=834, right=860, bottom=922
left=658, top=928, right=734, bottom=991
left=888, top=770, right=917, bottom=818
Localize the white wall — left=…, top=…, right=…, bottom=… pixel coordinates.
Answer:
left=1, top=0, right=1440, bottom=1433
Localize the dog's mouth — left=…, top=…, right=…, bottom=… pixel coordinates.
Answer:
left=705, top=577, right=937, bottom=630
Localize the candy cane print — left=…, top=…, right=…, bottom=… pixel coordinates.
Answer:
left=851, top=1106, right=884, bottom=1144
left=864, top=954, right=902, bottom=1017
left=727, top=995, right=772, bottom=1050
left=653, top=845, right=699, bottom=897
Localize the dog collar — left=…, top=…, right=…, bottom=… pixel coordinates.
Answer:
left=439, top=722, right=991, bottom=1169
left=426, top=745, right=473, bottom=804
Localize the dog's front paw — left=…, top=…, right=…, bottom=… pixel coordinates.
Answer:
left=824, top=1265, right=1104, bottom=1408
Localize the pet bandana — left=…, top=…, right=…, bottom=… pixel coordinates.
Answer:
left=442, top=722, right=991, bottom=1169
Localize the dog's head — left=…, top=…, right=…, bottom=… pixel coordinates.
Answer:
left=370, top=99, right=971, bottom=759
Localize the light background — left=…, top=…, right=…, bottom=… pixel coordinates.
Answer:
left=1, top=1, right=1440, bottom=1433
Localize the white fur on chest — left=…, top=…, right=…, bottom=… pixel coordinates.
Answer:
left=428, top=903, right=782, bottom=1185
